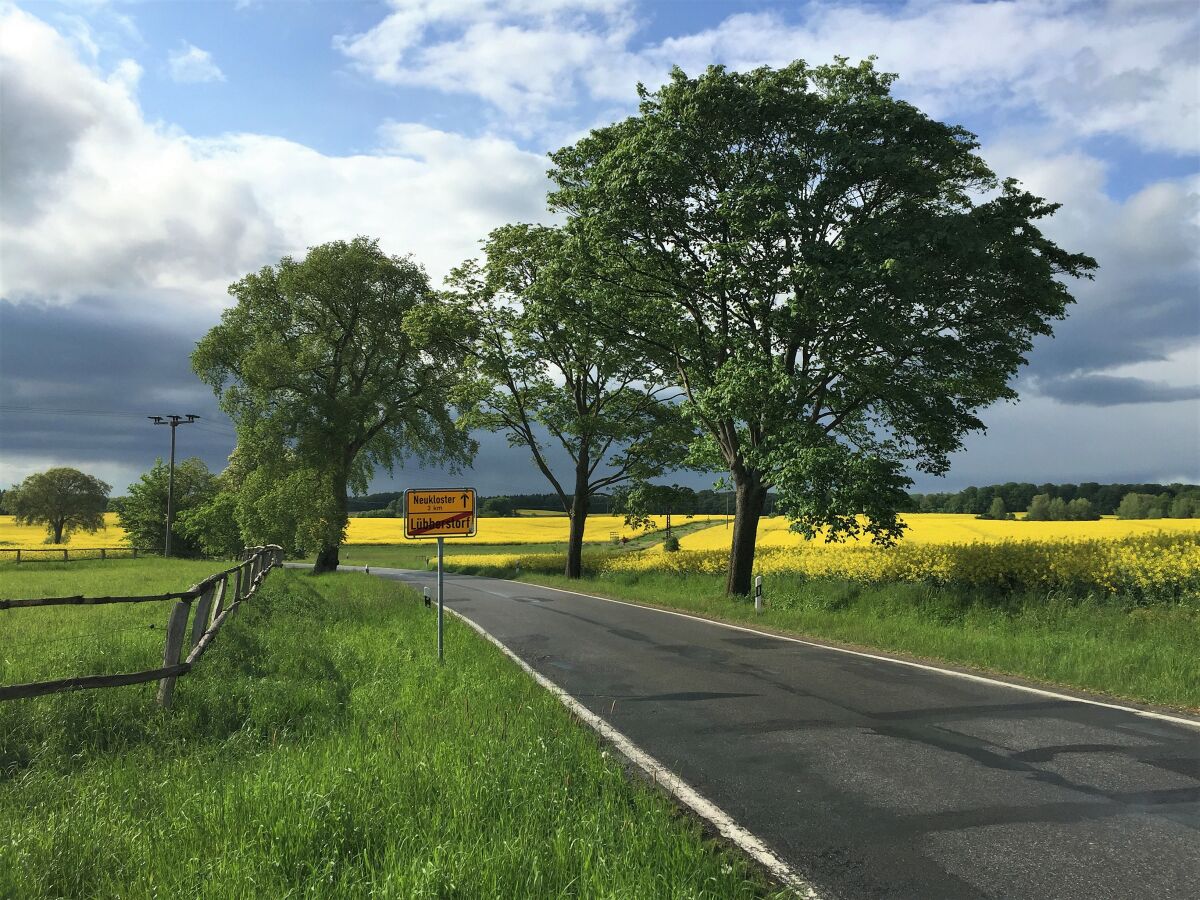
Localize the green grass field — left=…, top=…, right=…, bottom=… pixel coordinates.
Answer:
left=1, top=558, right=231, bottom=686
left=0, top=561, right=780, bottom=898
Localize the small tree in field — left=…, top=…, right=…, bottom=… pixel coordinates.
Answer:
left=549, top=59, right=1096, bottom=594
left=1066, top=497, right=1099, bottom=521
left=7, top=467, right=109, bottom=544
left=983, top=497, right=1010, bottom=521
left=119, top=458, right=217, bottom=557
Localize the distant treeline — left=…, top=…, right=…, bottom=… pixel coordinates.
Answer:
left=905, top=483, right=1200, bottom=517
left=345, top=482, right=1200, bottom=521
left=348, top=490, right=776, bottom=517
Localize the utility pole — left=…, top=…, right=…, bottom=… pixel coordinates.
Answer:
left=149, top=414, right=199, bottom=557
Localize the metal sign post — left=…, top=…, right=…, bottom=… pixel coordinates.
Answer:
left=437, top=537, right=444, bottom=662
left=403, top=488, right=477, bottom=663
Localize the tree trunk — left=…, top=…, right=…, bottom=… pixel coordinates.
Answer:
left=52, top=519, right=65, bottom=544
left=312, top=544, right=340, bottom=574
left=312, top=473, right=348, bottom=575
left=726, top=469, right=767, bottom=596
left=565, top=467, right=590, bottom=579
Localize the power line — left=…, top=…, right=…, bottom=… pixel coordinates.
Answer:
left=0, top=404, right=238, bottom=434
left=0, top=405, right=148, bottom=419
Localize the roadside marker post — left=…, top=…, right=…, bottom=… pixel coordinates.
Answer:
left=403, top=488, right=477, bottom=663
left=437, top=537, right=444, bottom=661
left=755, top=575, right=763, bottom=615
left=423, top=586, right=431, bottom=608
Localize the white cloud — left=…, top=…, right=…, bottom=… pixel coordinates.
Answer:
left=340, top=0, right=1200, bottom=153
left=197, top=124, right=551, bottom=278
left=168, top=41, right=225, bottom=83
left=0, top=6, right=552, bottom=314
left=336, top=0, right=636, bottom=123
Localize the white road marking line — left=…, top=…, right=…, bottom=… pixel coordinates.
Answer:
left=441, top=602, right=821, bottom=898
left=495, top=579, right=1200, bottom=731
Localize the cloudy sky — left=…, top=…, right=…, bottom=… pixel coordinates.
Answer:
left=1, top=0, right=1197, bottom=499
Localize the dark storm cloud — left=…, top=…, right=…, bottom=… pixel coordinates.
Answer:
left=0, top=301, right=238, bottom=485
left=0, top=301, right=636, bottom=496
left=1024, top=268, right=1200, bottom=380
left=1036, top=374, right=1200, bottom=406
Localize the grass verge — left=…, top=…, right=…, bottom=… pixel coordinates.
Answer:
left=435, top=562, right=1200, bottom=713
left=1, top=567, right=781, bottom=898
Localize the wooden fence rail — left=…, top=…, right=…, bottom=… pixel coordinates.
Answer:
left=0, top=545, right=284, bottom=708
left=0, top=547, right=161, bottom=563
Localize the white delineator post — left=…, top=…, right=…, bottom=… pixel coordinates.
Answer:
left=755, top=575, right=763, bottom=615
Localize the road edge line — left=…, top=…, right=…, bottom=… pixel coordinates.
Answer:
left=449, top=573, right=1200, bottom=731
left=442, top=603, right=821, bottom=898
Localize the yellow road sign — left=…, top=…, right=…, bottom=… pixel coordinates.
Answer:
left=404, top=488, right=477, bottom=539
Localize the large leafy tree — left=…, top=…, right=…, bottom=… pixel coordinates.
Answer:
left=449, top=223, right=692, bottom=578
left=7, top=467, right=109, bottom=544
left=549, top=59, right=1097, bottom=594
left=118, top=457, right=216, bottom=556
left=193, top=237, right=474, bottom=573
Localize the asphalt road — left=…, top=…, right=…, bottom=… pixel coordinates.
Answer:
left=372, top=567, right=1199, bottom=899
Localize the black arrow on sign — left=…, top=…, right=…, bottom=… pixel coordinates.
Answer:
left=461, top=493, right=469, bottom=507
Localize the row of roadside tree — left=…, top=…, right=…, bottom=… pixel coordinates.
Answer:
left=180, top=58, right=1098, bottom=594
left=5, top=58, right=1102, bottom=595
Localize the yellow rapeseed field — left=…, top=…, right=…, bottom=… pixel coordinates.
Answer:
left=345, top=514, right=723, bottom=545
left=673, top=513, right=1200, bottom=551
left=0, top=513, right=127, bottom=549
left=0, top=512, right=721, bottom=550
left=453, top=513, right=1200, bottom=600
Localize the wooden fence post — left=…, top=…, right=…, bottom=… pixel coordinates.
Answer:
left=157, top=600, right=191, bottom=709
left=132, top=547, right=138, bottom=559
left=15, top=550, right=20, bottom=564
left=190, top=584, right=217, bottom=649
left=210, top=574, right=228, bottom=622
left=63, top=549, right=69, bottom=562
left=100, top=548, right=106, bottom=561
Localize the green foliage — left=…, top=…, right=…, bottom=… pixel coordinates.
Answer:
left=479, top=495, right=516, bottom=517
left=192, top=237, right=475, bottom=568
left=910, top=481, right=1199, bottom=515
left=448, top=223, right=694, bottom=576
left=1026, top=494, right=1053, bottom=520
left=549, top=57, right=1096, bottom=590
left=117, top=458, right=217, bottom=556
left=617, top=482, right=697, bottom=531
left=1022, top=494, right=1100, bottom=522
left=1066, top=497, right=1099, bottom=521
left=1117, top=491, right=1175, bottom=519
left=1171, top=492, right=1200, bottom=518
left=980, top=497, right=1011, bottom=520
left=5, top=467, right=110, bottom=544
left=175, top=488, right=243, bottom=558
left=663, top=534, right=681, bottom=552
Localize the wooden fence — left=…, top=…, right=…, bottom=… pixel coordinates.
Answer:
left=0, top=547, right=161, bottom=563
left=0, top=545, right=283, bottom=709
